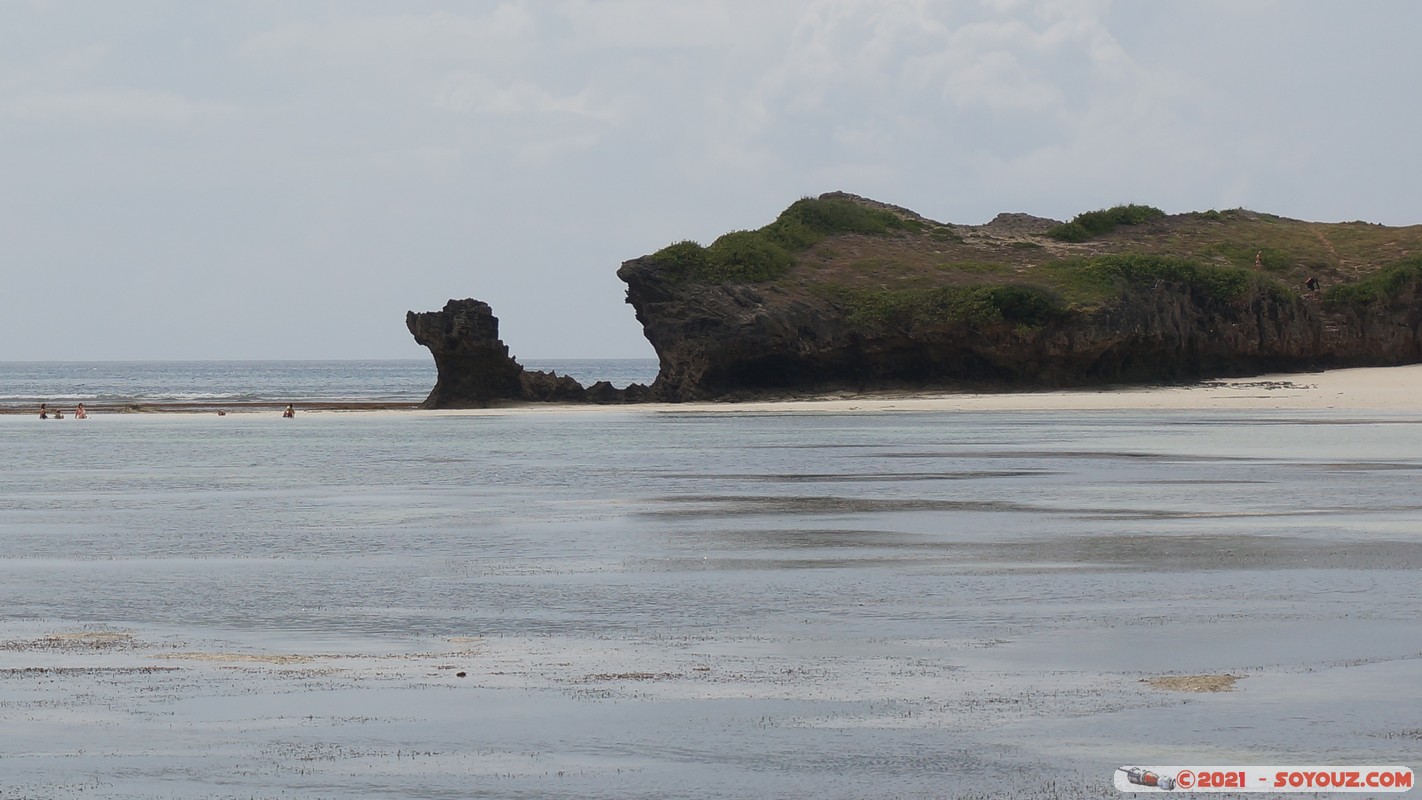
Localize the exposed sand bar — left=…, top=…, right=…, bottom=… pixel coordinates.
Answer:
left=360, top=364, right=1422, bottom=416
left=6, top=364, right=1420, bottom=416
left=623, top=364, right=1422, bottom=415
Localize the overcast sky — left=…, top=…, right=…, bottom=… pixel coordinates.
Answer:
left=4, top=0, right=1420, bottom=361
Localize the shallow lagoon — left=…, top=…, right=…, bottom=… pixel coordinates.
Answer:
left=2, top=409, right=1420, bottom=798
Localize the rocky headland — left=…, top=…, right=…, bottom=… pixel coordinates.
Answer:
left=618, top=192, right=1422, bottom=400
left=412, top=193, right=1422, bottom=406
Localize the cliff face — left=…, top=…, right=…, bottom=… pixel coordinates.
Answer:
left=617, top=195, right=1422, bottom=400
left=620, top=265, right=1422, bottom=400
left=617, top=265, right=865, bottom=398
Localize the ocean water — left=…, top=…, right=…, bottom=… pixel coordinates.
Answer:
left=0, top=358, right=660, bottom=408
left=2, top=394, right=1421, bottom=798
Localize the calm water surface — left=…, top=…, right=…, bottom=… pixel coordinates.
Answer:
left=0, top=358, right=659, bottom=406
left=2, top=408, right=1420, bottom=798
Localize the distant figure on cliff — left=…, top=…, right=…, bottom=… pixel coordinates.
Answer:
left=75, top=403, right=87, bottom=419
left=1305, top=276, right=1321, bottom=292
left=39, top=403, right=48, bottom=419
left=1254, top=251, right=1263, bottom=269
left=282, top=404, right=295, bottom=418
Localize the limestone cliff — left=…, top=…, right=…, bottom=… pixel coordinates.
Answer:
left=617, top=193, right=1422, bottom=400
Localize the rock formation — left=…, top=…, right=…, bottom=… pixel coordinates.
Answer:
left=413, top=194, right=1422, bottom=405
left=618, top=258, right=1422, bottom=401
left=405, top=299, right=524, bottom=407
left=406, top=299, right=650, bottom=407
left=616, top=193, right=1422, bottom=400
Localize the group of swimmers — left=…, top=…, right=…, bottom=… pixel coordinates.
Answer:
left=38, top=403, right=87, bottom=420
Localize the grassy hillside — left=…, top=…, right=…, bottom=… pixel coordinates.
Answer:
left=645, top=193, right=1422, bottom=323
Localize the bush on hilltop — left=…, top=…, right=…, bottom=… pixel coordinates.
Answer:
left=1047, top=204, right=1166, bottom=242
left=647, top=196, right=913, bottom=283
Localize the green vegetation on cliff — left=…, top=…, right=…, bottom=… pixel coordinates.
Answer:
left=1322, top=254, right=1422, bottom=310
left=825, top=283, right=1064, bottom=329
left=621, top=193, right=1422, bottom=399
left=816, top=254, right=1282, bottom=331
left=638, top=192, right=1422, bottom=326
left=647, top=195, right=914, bottom=283
left=1043, top=253, right=1272, bottom=305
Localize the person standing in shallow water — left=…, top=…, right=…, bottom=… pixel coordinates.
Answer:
left=282, top=404, right=295, bottom=418
left=39, top=403, right=48, bottom=419
left=75, top=403, right=88, bottom=419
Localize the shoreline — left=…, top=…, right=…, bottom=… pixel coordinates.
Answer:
left=4, top=364, right=1420, bottom=416
left=1, top=400, right=424, bottom=416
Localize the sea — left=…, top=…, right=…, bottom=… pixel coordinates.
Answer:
left=2, top=360, right=1420, bottom=799
left=0, top=358, right=660, bottom=409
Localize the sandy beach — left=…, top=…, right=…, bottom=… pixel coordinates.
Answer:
left=613, top=364, right=1422, bottom=415
left=324, top=365, right=1422, bottom=416
left=10, top=364, right=1418, bottom=417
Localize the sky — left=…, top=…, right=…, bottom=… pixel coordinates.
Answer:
left=3, top=0, right=1421, bottom=361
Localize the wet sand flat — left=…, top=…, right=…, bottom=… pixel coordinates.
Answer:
left=2, top=404, right=1419, bottom=798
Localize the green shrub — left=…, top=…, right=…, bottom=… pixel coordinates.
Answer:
left=647, top=195, right=913, bottom=283
left=705, top=230, right=795, bottom=282
left=776, top=196, right=906, bottom=237
left=1047, top=253, right=1258, bottom=303
left=645, top=240, right=709, bottom=279
left=645, top=230, right=797, bottom=283
left=1323, top=256, right=1422, bottom=310
left=1047, top=221, right=1091, bottom=243
left=1046, top=204, right=1166, bottom=241
left=963, top=284, right=1062, bottom=327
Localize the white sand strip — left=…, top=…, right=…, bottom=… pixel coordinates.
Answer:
left=392, top=364, right=1422, bottom=416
